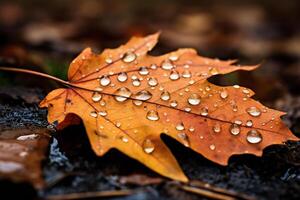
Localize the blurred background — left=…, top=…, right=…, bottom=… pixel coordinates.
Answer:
left=0, top=0, right=300, bottom=104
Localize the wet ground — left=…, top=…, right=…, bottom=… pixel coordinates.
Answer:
left=0, top=0, right=300, bottom=199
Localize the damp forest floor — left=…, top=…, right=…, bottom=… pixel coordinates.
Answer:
left=1, top=0, right=300, bottom=199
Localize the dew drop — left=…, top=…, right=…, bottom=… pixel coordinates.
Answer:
left=132, top=79, right=141, bottom=87
left=169, top=55, right=178, bottom=61
left=121, top=136, right=129, bottom=143
left=233, top=85, right=240, bottom=89
left=100, top=100, right=106, bottom=106
left=105, top=57, right=113, bottom=64
left=90, top=111, right=97, bottom=118
left=246, top=106, right=261, bottom=117
left=139, top=66, right=149, bottom=75
left=209, top=68, right=219, bottom=75
left=177, top=132, right=190, bottom=147
left=92, top=92, right=102, bottom=102
left=188, top=94, right=201, bottom=105
left=142, top=139, right=155, bottom=154
left=182, top=70, right=191, bottom=78
left=234, top=120, right=242, bottom=125
left=242, top=88, right=250, bottom=94
left=184, top=107, right=191, bottom=112
left=99, top=75, right=111, bottom=86
left=162, top=60, right=174, bottom=70
left=169, top=70, right=180, bottom=80
left=148, top=77, right=158, bottom=86
left=133, top=100, right=143, bottom=106
left=170, top=100, right=178, bottom=108
left=117, top=72, right=128, bottom=82
left=176, top=123, right=185, bottom=131
left=246, top=120, right=253, bottom=127
left=115, top=121, right=121, bottom=127
left=98, top=111, right=107, bottom=116
left=246, top=130, right=262, bottom=144
left=213, top=123, right=221, bottom=133
left=150, top=64, right=157, bottom=69
left=230, top=124, right=240, bottom=135
left=160, top=91, right=171, bottom=101
left=146, top=110, right=159, bottom=121
left=209, top=144, right=216, bottom=150
left=134, top=90, right=152, bottom=101
left=122, top=51, right=136, bottom=63
left=200, top=107, right=209, bottom=116
left=220, top=89, right=228, bottom=99
left=114, top=87, right=132, bottom=102
left=189, top=127, right=195, bottom=132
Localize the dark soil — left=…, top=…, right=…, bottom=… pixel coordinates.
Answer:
left=1, top=0, right=300, bottom=199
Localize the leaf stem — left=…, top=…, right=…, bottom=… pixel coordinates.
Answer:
left=0, top=66, right=71, bottom=86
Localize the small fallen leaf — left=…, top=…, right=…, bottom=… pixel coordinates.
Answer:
left=0, top=127, right=50, bottom=188
left=38, top=33, right=297, bottom=182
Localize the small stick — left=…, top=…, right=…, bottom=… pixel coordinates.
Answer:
left=45, top=189, right=134, bottom=200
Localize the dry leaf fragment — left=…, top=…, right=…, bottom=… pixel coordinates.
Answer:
left=39, top=33, right=298, bottom=182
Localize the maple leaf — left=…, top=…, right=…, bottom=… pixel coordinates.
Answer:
left=39, top=33, right=298, bottom=182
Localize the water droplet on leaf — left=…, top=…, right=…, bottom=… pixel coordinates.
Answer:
left=142, top=139, right=155, bottom=154
left=146, top=110, right=159, bottom=121
left=246, top=130, right=262, bottom=144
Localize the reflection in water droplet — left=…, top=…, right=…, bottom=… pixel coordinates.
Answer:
left=98, top=111, right=107, bottom=116
left=209, top=68, right=219, bottom=75
left=161, top=91, right=170, bottom=101
left=169, top=70, right=180, bottom=80
left=148, top=77, right=158, bottom=86
left=99, top=75, right=111, bottom=86
left=246, top=120, right=253, bottom=127
left=209, top=144, right=216, bottom=150
left=105, top=57, right=113, bottom=64
left=162, top=60, right=174, bottom=70
left=177, top=132, right=190, bottom=147
left=182, top=70, right=191, bottom=78
left=100, top=100, right=106, bottom=106
left=115, top=121, right=121, bottom=127
left=142, top=139, right=155, bottom=154
left=90, top=111, right=97, bottom=118
left=169, top=55, right=178, bottom=61
left=121, top=136, right=129, bottom=143
left=188, top=94, right=201, bottom=105
left=92, top=92, right=102, bottom=102
left=246, top=106, right=261, bottom=117
left=184, top=107, right=191, bottom=112
left=230, top=124, right=240, bottom=135
left=139, top=66, right=149, bottom=75
left=122, top=51, right=136, bottom=63
left=188, top=127, right=195, bottom=132
left=243, top=88, right=250, bottom=94
left=134, top=90, right=152, bottom=101
left=146, top=110, right=159, bottom=121
left=132, top=79, right=141, bottom=87
left=170, top=100, right=178, bottom=108
left=213, top=123, right=221, bottom=133
left=117, top=72, right=128, bottom=82
left=200, top=107, right=208, bottom=116
left=176, top=123, right=185, bottom=131
left=220, top=89, right=228, bottom=99
left=246, top=130, right=262, bottom=144
left=114, top=87, right=132, bottom=102
left=133, top=100, right=143, bottom=106
left=234, top=120, right=242, bottom=125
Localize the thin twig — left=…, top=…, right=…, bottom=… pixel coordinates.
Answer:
left=45, top=189, right=134, bottom=200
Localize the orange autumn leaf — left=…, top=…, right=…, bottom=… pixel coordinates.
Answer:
left=39, top=33, right=298, bottom=182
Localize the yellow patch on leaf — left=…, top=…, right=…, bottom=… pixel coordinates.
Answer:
left=40, top=33, right=298, bottom=182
